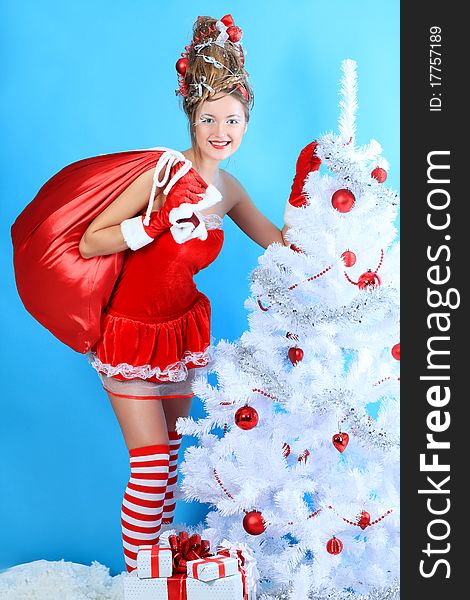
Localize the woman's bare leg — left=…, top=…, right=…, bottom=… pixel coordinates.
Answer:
left=106, top=391, right=169, bottom=449
left=161, top=396, right=193, bottom=431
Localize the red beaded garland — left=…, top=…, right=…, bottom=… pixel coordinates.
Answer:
left=252, top=388, right=278, bottom=401
left=288, top=265, right=333, bottom=290
left=374, top=249, right=384, bottom=273
left=297, top=449, right=310, bottom=464
left=307, top=509, right=323, bottom=520
left=251, top=388, right=277, bottom=400
left=373, top=375, right=400, bottom=387
left=213, top=467, right=235, bottom=500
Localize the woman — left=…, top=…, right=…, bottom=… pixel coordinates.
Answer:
left=76, top=14, right=317, bottom=573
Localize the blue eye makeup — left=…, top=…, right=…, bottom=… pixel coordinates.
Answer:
left=197, top=114, right=243, bottom=126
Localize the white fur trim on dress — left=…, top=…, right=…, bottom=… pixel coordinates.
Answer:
left=86, top=349, right=211, bottom=382
left=120, top=215, right=154, bottom=251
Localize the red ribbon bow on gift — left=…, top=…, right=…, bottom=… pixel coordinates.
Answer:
left=168, top=531, right=212, bottom=575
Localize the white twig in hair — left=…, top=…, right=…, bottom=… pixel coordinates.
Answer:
left=194, top=39, right=214, bottom=53
left=189, top=76, right=215, bottom=97
left=199, top=54, right=224, bottom=69
left=197, top=54, right=238, bottom=78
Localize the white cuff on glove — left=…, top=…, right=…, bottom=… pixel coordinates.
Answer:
left=169, top=184, right=223, bottom=244
left=284, top=201, right=299, bottom=229
left=120, top=216, right=154, bottom=251
left=170, top=210, right=208, bottom=244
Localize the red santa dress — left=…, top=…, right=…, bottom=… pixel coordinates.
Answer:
left=87, top=161, right=224, bottom=392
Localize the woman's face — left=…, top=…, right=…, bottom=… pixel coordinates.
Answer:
left=193, top=93, right=248, bottom=162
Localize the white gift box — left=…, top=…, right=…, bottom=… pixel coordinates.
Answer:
left=186, top=555, right=239, bottom=582
left=123, top=570, right=244, bottom=600
left=136, top=545, right=173, bottom=579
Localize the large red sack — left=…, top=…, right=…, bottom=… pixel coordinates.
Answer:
left=11, top=148, right=165, bottom=353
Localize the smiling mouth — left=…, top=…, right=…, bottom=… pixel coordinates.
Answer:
left=209, top=140, right=231, bottom=149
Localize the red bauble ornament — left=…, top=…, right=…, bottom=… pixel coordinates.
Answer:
left=391, top=343, right=400, bottom=360
left=176, top=58, right=188, bottom=75
left=227, top=25, right=243, bottom=42
left=332, top=432, right=349, bottom=453
left=235, top=405, right=259, bottom=430
left=288, top=347, right=304, bottom=365
left=282, top=442, right=291, bottom=457
left=243, top=510, right=266, bottom=535
left=371, top=167, right=388, bottom=183
left=221, top=14, right=235, bottom=27
left=357, top=270, right=381, bottom=289
left=341, top=250, right=357, bottom=267
left=298, top=449, right=310, bottom=464
left=326, top=536, right=343, bottom=555
left=357, top=511, right=371, bottom=530
left=332, top=189, right=355, bottom=213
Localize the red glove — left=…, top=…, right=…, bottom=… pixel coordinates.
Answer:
left=142, top=170, right=205, bottom=238
left=287, top=141, right=321, bottom=208
left=121, top=157, right=222, bottom=249
left=284, top=141, right=321, bottom=228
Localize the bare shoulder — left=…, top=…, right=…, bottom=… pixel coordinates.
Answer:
left=218, top=169, right=249, bottom=211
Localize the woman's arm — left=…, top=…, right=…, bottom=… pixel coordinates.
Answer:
left=79, top=167, right=157, bottom=258
left=224, top=173, right=289, bottom=250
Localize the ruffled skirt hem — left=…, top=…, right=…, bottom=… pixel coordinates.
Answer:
left=86, top=348, right=210, bottom=383
left=89, top=291, right=212, bottom=383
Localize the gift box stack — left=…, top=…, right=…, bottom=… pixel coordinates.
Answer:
left=123, top=531, right=257, bottom=600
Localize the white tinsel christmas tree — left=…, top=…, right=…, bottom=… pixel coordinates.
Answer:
left=175, top=59, right=400, bottom=600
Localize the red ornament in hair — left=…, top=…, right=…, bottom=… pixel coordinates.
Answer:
left=227, top=25, right=243, bottom=42
left=176, top=58, right=188, bottom=75
left=221, top=14, right=235, bottom=27
left=237, top=84, right=249, bottom=101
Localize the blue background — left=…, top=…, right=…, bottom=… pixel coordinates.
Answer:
left=0, top=0, right=399, bottom=575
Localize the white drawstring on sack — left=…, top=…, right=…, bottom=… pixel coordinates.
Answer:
left=142, top=148, right=193, bottom=226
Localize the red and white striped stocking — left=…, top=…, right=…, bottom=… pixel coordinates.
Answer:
left=121, top=443, right=170, bottom=572
left=161, top=431, right=182, bottom=525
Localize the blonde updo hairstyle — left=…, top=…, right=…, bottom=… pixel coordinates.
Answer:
left=178, top=16, right=254, bottom=151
